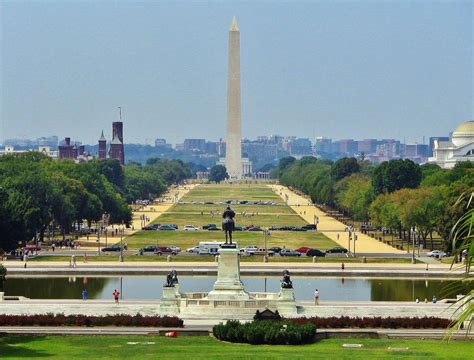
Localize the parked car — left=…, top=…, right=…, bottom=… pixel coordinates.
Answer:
left=234, top=226, right=243, bottom=231
left=245, top=226, right=262, bottom=231
left=306, top=249, right=326, bottom=257
left=244, top=248, right=275, bottom=256
left=295, top=246, right=312, bottom=254
left=202, top=224, right=217, bottom=230
left=326, top=247, right=348, bottom=254
left=139, top=245, right=157, bottom=253
left=142, top=224, right=160, bottom=231
left=207, top=225, right=221, bottom=231
left=427, top=250, right=447, bottom=258
left=169, top=246, right=181, bottom=253
left=24, top=244, right=42, bottom=252
left=158, top=225, right=176, bottom=231
left=302, top=224, right=317, bottom=230
left=101, top=245, right=122, bottom=252
left=155, top=247, right=179, bottom=256
left=186, top=246, right=200, bottom=253
left=269, top=247, right=282, bottom=254
left=240, top=245, right=258, bottom=253
left=168, top=224, right=178, bottom=230
left=183, top=225, right=199, bottom=231
left=279, top=249, right=301, bottom=257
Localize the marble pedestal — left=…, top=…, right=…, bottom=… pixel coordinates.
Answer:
left=159, top=286, right=180, bottom=315
left=207, top=248, right=250, bottom=300
left=277, top=288, right=297, bottom=316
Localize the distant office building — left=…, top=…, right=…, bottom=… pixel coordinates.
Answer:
left=242, top=141, right=278, bottom=161
left=205, top=141, right=219, bottom=154
left=404, top=144, right=429, bottom=158
left=183, top=139, right=206, bottom=152
left=314, top=137, right=332, bottom=155
left=339, top=139, right=358, bottom=155
left=155, top=138, right=167, bottom=147
left=357, top=139, right=378, bottom=154
left=285, top=138, right=312, bottom=156
left=376, top=139, right=401, bottom=158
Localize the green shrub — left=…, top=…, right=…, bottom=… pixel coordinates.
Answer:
left=212, top=320, right=316, bottom=345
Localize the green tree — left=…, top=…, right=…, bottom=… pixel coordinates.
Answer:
left=372, top=159, right=422, bottom=194
left=209, top=165, right=228, bottom=183
left=331, top=157, right=360, bottom=181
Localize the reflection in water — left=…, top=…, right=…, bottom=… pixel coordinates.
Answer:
left=3, top=276, right=472, bottom=302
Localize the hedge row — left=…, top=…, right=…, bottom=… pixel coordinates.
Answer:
left=0, top=313, right=183, bottom=327
left=213, top=320, right=316, bottom=345
left=291, top=316, right=450, bottom=329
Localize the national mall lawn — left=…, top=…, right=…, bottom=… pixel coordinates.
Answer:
left=1, top=335, right=472, bottom=359
left=124, top=183, right=337, bottom=251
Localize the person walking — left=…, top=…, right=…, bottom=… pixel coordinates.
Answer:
left=113, top=289, right=120, bottom=304
left=72, top=254, right=77, bottom=268
left=432, top=295, right=437, bottom=303
left=314, top=289, right=320, bottom=305
left=82, top=289, right=88, bottom=301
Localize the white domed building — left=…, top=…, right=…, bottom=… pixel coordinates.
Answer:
left=428, top=121, right=474, bottom=169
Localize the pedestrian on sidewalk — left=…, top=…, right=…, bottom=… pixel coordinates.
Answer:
left=72, top=254, right=77, bottom=268
left=82, top=289, right=88, bottom=301
left=432, top=295, right=437, bottom=303
left=23, top=254, right=28, bottom=268
left=415, top=297, right=419, bottom=303
left=113, top=289, right=120, bottom=304
left=314, top=289, right=320, bottom=305
left=84, top=252, right=88, bottom=263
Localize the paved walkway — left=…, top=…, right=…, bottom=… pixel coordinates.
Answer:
left=270, top=185, right=404, bottom=254
left=0, top=298, right=458, bottom=320
left=75, top=184, right=196, bottom=249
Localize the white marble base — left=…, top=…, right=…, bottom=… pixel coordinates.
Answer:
left=207, top=248, right=250, bottom=300
left=277, top=288, right=297, bottom=316
left=159, top=286, right=180, bottom=315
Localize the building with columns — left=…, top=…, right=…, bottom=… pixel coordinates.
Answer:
left=428, top=120, right=474, bottom=169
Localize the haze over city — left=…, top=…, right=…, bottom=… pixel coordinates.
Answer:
left=1, top=1, right=472, bottom=145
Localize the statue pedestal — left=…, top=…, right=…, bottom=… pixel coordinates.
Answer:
left=277, top=288, right=297, bottom=316
left=207, top=248, right=250, bottom=300
left=160, top=286, right=180, bottom=315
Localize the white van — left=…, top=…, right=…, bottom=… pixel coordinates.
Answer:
left=197, top=241, right=239, bottom=255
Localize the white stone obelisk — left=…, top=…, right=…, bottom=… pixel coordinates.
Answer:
left=225, top=16, right=242, bottom=179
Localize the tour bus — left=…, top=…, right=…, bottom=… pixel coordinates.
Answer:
left=197, top=241, right=239, bottom=255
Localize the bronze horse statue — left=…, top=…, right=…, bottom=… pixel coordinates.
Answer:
left=222, top=206, right=236, bottom=244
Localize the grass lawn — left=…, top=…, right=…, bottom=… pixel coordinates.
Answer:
left=1, top=335, right=472, bottom=359
left=125, top=230, right=336, bottom=251
left=182, top=183, right=284, bottom=203
left=150, top=212, right=307, bottom=228
left=122, top=183, right=326, bottom=255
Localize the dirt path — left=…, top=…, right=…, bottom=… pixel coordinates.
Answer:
left=269, top=184, right=404, bottom=254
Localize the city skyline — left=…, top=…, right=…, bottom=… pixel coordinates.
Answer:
left=1, top=2, right=472, bottom=144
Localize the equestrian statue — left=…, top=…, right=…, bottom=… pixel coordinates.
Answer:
left=222, top=205, right=236, bottom=245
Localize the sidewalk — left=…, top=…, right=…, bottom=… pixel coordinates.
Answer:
left=77, top=184, right=196, bottom=249
left=270, top=185, right=404, bottom=254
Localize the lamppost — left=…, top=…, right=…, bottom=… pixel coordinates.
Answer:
left=119, top=223, right=124, bottom=262
left=96, top=221, right=100, bottom=256
left=412, top=227, right=416, bottom=264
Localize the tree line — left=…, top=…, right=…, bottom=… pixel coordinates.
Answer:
left=0, top=153, right=190, bottom=251
left=275, top=156, right=473, bottom=251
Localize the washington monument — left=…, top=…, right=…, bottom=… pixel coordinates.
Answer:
left=225, top=16, right=242, bottom=179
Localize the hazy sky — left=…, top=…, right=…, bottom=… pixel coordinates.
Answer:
left=1, top=1, right=472, bottom=145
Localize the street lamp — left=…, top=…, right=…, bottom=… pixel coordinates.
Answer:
left=412, top=227, right=416, bottom=264
left=120, top=223, right=124, bottom=262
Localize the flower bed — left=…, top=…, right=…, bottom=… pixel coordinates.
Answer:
left=291, top=316, right=450, bottom=329
left=0, top=313, right=183, bottom=327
